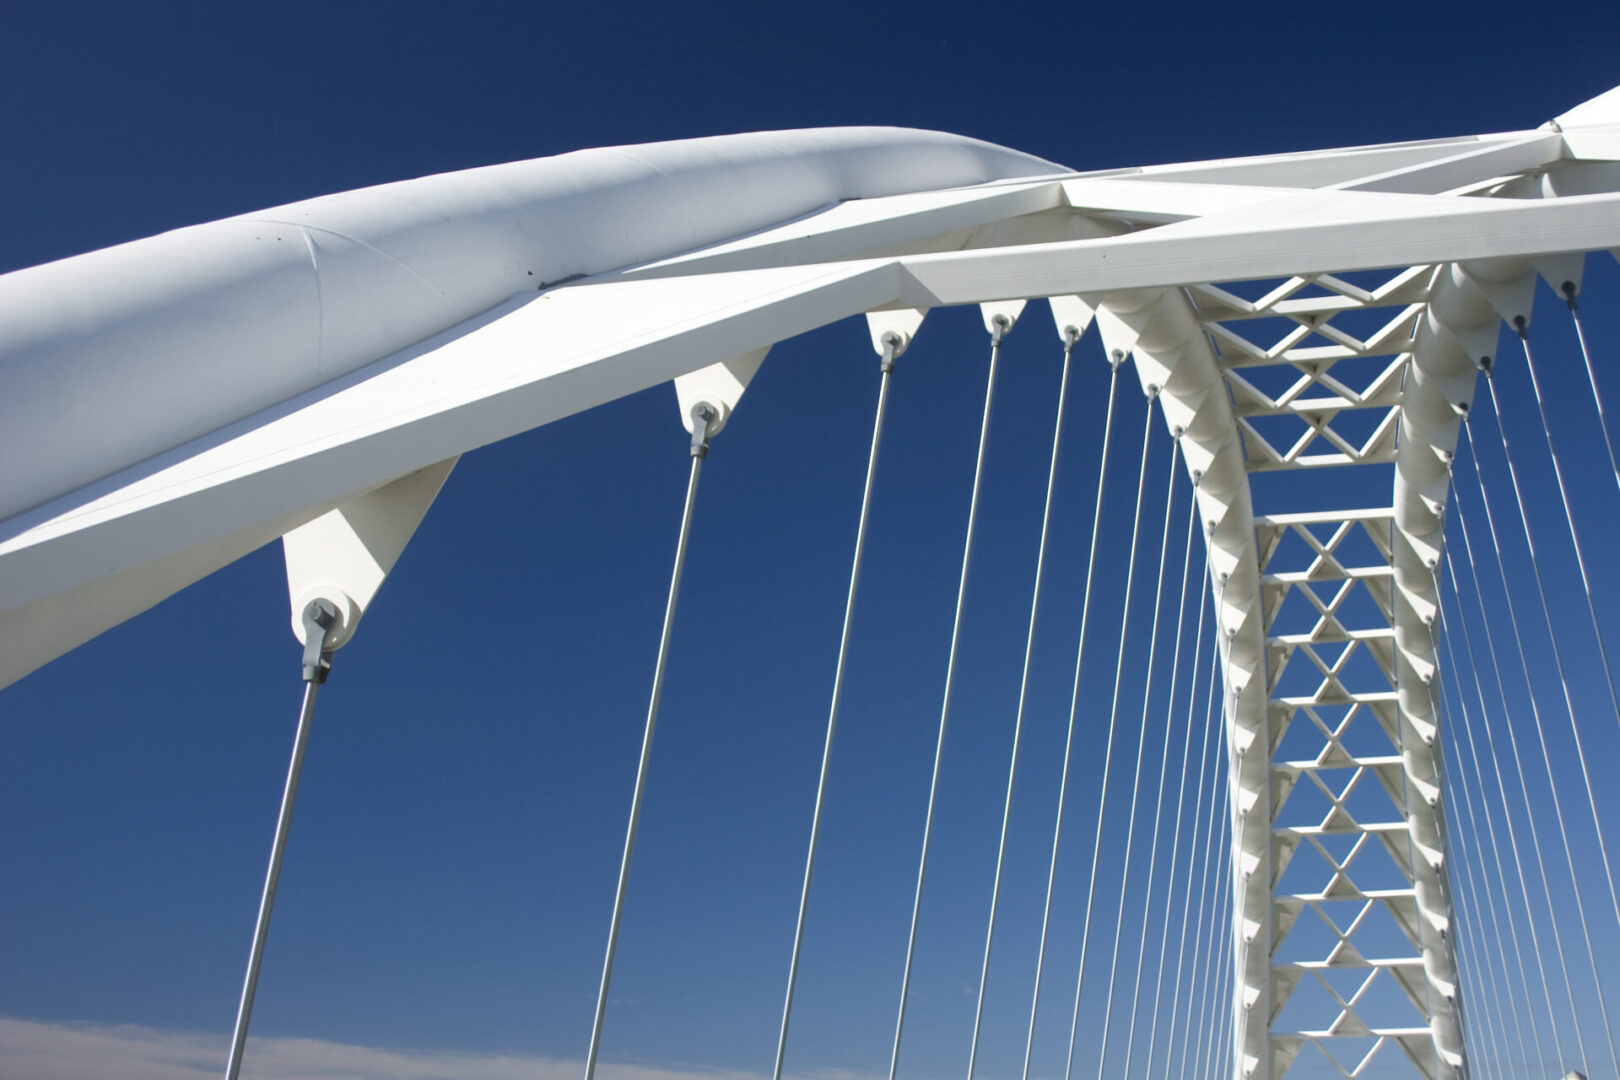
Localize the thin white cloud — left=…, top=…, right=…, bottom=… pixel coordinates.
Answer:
left=0, top=1017, right=876, bottom=1080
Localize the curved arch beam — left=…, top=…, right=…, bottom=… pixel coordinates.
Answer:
left=0, top=127, right=1061, bottom=526
left=9, top=93, right=1620, bottom=1080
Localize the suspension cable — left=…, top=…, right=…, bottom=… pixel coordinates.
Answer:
left=1206, top=890, right=1235, bottom=1080
left=1455, top=821, right=1516, bottom=1073
left=1509, top=330, right=1620, bottom=761
left=1211, top=913, right=1231, bottom=1080
left=1140, top=557, right=1210, bottom=1080
left=1561, top=284, right=1620, bottom=494
left=583, top=406, right=718, bottom=1080
left=1513, top=329, right=1620, bottom=899
left=1442, top=540, right=1558, bottom=1071
left=1061, top=391, right=1159, bottom=1080
left=1495, top=336, right=1620, bottom=1055
left=1476, top=377, right=1611, bottom=1073
left=964, top=328, right=1079, bottom=1080
left=1179, top=579, right=1231, bottom=1080
left=1095, top=431, right=1181, bottom=1080
left=1020, top=352, right=1123, bottom=1080
left=1120, top=479, right=1198, bottom=1078
left=1445, top=797, right=1506, bottom=1072
left=888, top=319, right=1007, bottom=1080
left=1190, top=787, right=1233, bottom=1080
left=1436, top=588, right=1534, bottom=1070
left=224, top=598, right=341, bottom=1080
left=1166, top=643, right=1222, bottom=1080
left=1511, top=330, right=1620, bottom=926
left=1452, top=437, right=1575, bottom=1071
left=772, top=339, right=900, bottom=1080
left=1431, top=642, right=1514, bottom=1071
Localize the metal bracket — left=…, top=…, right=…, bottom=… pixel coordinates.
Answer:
left=673, top=348, right=768, bottom=441
left=1048, top=294, right=1097, bottom=346
left=865, top=308, right=927, bottom=360
left=283, top=457, right=457, bottom=653
left=979, top=299, right=1026, bottom=342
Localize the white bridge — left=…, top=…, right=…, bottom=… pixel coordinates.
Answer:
left=6, top=85, right=1620, bottom=1080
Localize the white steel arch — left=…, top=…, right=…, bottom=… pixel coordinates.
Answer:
left=7, top=85, right=1620, bottom=1080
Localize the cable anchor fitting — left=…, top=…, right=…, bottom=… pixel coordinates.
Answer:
left=300, top=598, right=341, bottom=684
left=880, top=332, right=902, bottom=375
left=1561, top=280, right=1579, bottom=312
left=988, top=313, right=1011, bottom=349
left=1513, top=314, right=1529, bottom=341
left=689, top=402, right=720, bottom=459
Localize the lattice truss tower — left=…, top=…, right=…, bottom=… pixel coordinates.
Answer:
left=6, top=86, right=1620, bottom=1080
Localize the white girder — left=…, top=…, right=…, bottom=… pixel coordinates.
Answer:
left=7, top=84, right=1620, bottom=1079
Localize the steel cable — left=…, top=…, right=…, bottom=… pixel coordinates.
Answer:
left=1167, top=644, right=1223, bottom=1080
left=1431, top=643, right=1515, bottom=1071
left=965, top=329, right=1079, bottom=1080
left=1443, top=544, right=1558, bottom=1072
left=1061, top=393, right=1159, bottom=1080
left=1209, top=906, right=1235, bottom=1080
left=1140, top=557, right=1210, bottom=1080
left=1563, top=292, right=1620, bottom=495
left=1474, top=382, right=1609, bottom=1075
left=888, top=324, right=1006, bottom=1080
left=1177, top=589, right=1230, bottom=1080
left=1020, top=354, right=1123, bottom=1080
left=1451, top=445, right=1574, bottom=1071
left=1121, top=482, right=1199, bottom=1078
left=772, top=341, right=900, bottom=1080
left=1094, top=433, right=1181, bottom=1080
left=1437, top=589, right=1535, bottom=1070
left=584, top=434, right=711, bottom=1080
left=224, top=680, right=322, bottom=1080
left=1190, top=799, right=1233, bottom=1080
left=1511, top=332, right=1620, bottom=930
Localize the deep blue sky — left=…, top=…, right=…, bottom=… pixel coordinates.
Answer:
left=4, top=3, right=1620, bottom=1079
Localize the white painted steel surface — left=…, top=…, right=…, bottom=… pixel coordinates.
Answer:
left=8, top=84, right=1620, bottom=1079
left=0, top=126, right=1058, bottom=526
left=0, top=128, right=1059, bottom=683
